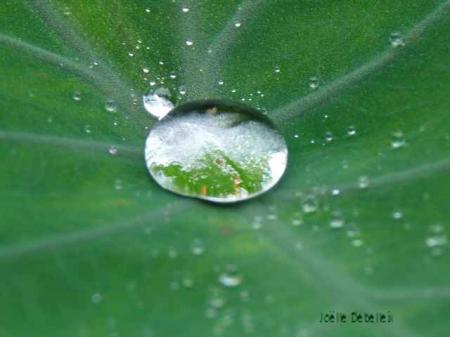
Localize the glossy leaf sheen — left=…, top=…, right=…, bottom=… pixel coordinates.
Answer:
left=0, top=1, right=449, bottom=337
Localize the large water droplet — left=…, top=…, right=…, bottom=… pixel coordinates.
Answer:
left=145, top=100, right=287, bottom=203
left=143, top=88, right=175, bottom=120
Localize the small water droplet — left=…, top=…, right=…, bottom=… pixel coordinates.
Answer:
left=309, top=76, right=320, bottom=90
left=72, top=91, right=81, bottom=101
left=274, top=66, right=281, bottom=73
left=179, top=86, right=187, bottom=95
left=168, top=247, right=178, bottom=258
left=108, top=146, right=118, bottom=156
left=293, top=133, right=299, bottom=139
left=182, top=275, right=194, bottom=288
left=425, top=235, right=447, bottom=247
left=145, top=8, right=151, bottom=13
left=390, top=32, right=405, bottom=48
left=114, top=178, right=123, bottom=191
left=218, top=80, right=224, bottom=86
left=331, top=188, right=340, bottom=196
left=91, top=293, right=103, bottom=304
left=105, top=99, right=117, bottom=113
left=185, top=40, right=193, bottom=46
left=358, top=176, right=370, bottom=189
left=142, top=67, right=150, bottom=74
left=325, top=131, right=333, bottom=142
left=219, top=267, right=242, bottom=288
left=330, top=212, right=345, bottom=228
left=84, top=124, right=91, bottom=134
left=128, top=52, right=134, bottom=57
left=347, top=126, right=357, bottom=136
left=182, top=7, right=190, bottom=13
left=145, top=100, right=288, bottom=203
left=392, top=210, right=403, bottom=220
left=234, top=22, right=241, bottom=28
left=302, top=195, right=318, bottom=214
left=291, top=218, right=303, bottom=226
left=352, top=239, right=364, bottom=247
left=191, top=238, right=205, bottom=255
left=143, top=88, right=175, bottom=120
left=391, top=131, right=406, bottom=149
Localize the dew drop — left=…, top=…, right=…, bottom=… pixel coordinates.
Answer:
left=390, top=32, right=405, bottom=48
left=145, top=100, right=288, bottom=203
left=72, top=91, right=81, bottom=101
left=105, top=99, right=117, bottom=113
left=185, top=40, right=193, bottom=46
left=145, top=8, right=151, bottom=13
left=274, top=66, right=281, bottom=73
left=182, top=7, right=190, bottom=13
left=142, top=67, right=150, bottom=74
left=309, top=76, right=320, bottom=90
left=324, top=131, right=333, bottom=142
left=234, top=22, right=241, bottom=28
left=143, top=88, right=175, bottom=120
left=84, top=124, right=91, bottom=134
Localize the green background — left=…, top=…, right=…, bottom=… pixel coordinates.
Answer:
left=1, top=1, right=449, bottom=336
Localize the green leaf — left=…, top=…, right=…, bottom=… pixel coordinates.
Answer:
left=1, top=1, right=449, bottom=336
